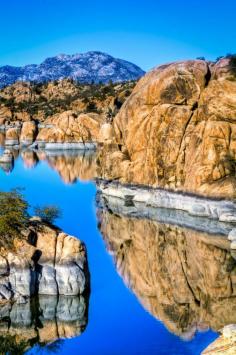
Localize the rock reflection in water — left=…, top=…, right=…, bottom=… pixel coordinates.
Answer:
left=97, top=193, right=236, bottom=340
left=44, top=150, right=97, bottom=183
left=0, top=148, right=97, bottom=184
left=0, top=294, right=88, bottom=353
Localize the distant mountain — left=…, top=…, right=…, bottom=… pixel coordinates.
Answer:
left=0, top=51, right=145, bottom=88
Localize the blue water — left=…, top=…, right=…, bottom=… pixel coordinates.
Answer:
left=0, top=154, right=218, bottom=355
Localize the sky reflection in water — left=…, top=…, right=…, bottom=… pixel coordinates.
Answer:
left=0, top=151, right=219, bottom=355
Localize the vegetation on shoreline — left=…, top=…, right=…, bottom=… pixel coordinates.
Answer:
left=0, top=189, right=61, bottom=248
left=0, top=189, right=28, bottom=248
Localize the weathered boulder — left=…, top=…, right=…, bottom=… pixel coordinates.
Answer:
left=0, top=220, right=89, bottom=301
left=97, top=58, right=236, bottom=199
left=20, top=120, right=37, bottom=145
left=5, top=127, right=20, bottom=145
left=0, top=107, right=12, bottom=122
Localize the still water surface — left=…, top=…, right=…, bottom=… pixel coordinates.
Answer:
left=0, top=150, right=222, bottom=354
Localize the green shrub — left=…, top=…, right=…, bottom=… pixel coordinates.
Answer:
left=0, top=189, right=29, bottom=248
left=34, top=205, right=61, bottom=224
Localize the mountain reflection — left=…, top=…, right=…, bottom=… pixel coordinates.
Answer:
left=0, top=148, right=97, bottom=183
left=97, top=193, right=236, bottom=340
left=0, top=295, right=88, bottom=354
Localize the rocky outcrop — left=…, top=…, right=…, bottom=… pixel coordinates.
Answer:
left=5, top=127, right=20, bottom=146
left=0, top=219, right=89, bottom=302
left=20, top=121, right=37, bottom=145
left=0, top=111, right=109, bottom=149
left=202, top=324, right=236, bottom=354
left=97, top=194, right=236, bottom=339
left=97, top=58, right=236, bottom=200
left=36, top=111, right=102, bottom=148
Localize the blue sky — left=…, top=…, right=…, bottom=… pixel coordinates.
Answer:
left=1, top=0, right=236, bottom=70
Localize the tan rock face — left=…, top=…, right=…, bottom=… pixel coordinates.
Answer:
left=97, top=58, right=236, bottom=199
left=0, top=106, right=12, bottom=121
left=98, top=205, right=236, bottom=339
left=20, top=121, right=37, bottom=143
left=36, top=110, right=103, bottom=143
left=0, top=218, right=89, bottom=351
left=5, top=127, right=20, bottom=144
left=0, top=220, right=89, bottom=300
left=99, top=123, right=115, bottom=143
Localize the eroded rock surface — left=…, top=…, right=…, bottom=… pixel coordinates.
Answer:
left=97, top=58, right=236, bottom=199
left=36, top=111, right=102, bottom=146
left=0, top=219, right=89, bottom=301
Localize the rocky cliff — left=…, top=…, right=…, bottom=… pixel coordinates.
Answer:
left=97, top=194, right=236, bottom=339
left=97, top=57, right=236, bottom=200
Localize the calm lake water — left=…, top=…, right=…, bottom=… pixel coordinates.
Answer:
left=0, top=149, right=223, bottom=355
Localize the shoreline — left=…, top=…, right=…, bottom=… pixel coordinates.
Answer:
left=96, top=179, right=236, bottom=224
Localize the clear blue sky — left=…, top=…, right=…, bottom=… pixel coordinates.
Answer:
left=1, top=0, right=235, bottom=71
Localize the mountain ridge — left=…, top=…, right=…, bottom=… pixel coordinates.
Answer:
left=0, top=51, right=145, bottom=88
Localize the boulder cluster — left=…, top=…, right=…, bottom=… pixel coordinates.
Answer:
left=0, top=111, right=114, bottom=149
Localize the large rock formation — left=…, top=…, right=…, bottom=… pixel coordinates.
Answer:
left=97, top=58, right=236, bottom=200
left=97, top=194, right=236, bottom=339
left=0, top=218, right=89, bottom=302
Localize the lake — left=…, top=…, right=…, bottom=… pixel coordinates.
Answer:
left=0, top=148, right=230, bottom=355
